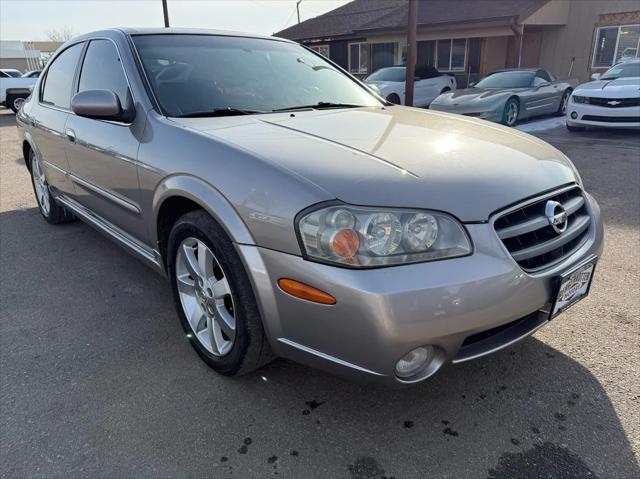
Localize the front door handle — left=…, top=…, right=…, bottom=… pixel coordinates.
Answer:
left=65, top=128, right=76, bottom=143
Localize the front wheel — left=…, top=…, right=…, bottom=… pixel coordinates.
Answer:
left=167, top=210, right=273, bottom=376
left=501, top=98, right=519, bottom=126
left=556, top=89, right=572, bottom=116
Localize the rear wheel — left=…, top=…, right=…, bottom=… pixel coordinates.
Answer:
left=556, top=89, right=572, bottom=116
left=29, top=151, right=74, bottom=224
left=386, top=93, right=401, bottom=105
left=167, top=210, right=273, bottom=376
left=501, top=98, right=519, bottom=126
left=6, top=93, right=28, bottom=113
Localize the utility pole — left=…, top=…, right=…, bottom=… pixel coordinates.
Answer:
left=405, top=0, right=418, bottom=106
left=296, top=0, right=302, bottom=24
left=162, top=0, right=170, bottom=28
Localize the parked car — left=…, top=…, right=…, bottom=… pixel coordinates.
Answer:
left=0, top=70, right=37, bottom=113
left=430, top=68, right=576, bottom=126
left=22, top=70, right=42, bottom=78
left=567, top=60, right=640, bottom=131
left=17, top=29, right=603, bottom=386
left=365, top=65, right=456, bottom=106
left=1, top=68, right=23, bottom=77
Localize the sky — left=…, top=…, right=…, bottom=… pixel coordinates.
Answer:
left=0, top=0, right=350, bottom=41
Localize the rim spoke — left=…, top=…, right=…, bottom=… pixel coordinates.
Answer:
left=213, top=307, right=236, bottom=340
left=177, top=273, right=196, bottom=295
left=188, top=302, right=206, bottom=332
left=197, top=240, right=214, bottom=279
left=212, top=277, right=230, bottom=300
left=182, top=243, right=202, bottom=281
left=206, top=316, right=220, bottom=355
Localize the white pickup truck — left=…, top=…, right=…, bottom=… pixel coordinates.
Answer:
left=0, top=71, right=37, bottom=113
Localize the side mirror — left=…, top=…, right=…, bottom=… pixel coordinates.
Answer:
left=71, top=89, right=134, bottom=122
left=591, top=72, right=601, bottom=80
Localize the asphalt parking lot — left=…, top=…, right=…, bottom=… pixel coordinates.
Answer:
left=1, top=108, right=638, bottom=478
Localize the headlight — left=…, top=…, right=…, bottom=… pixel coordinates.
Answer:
left=297, top=204, right=472, bottom=267
left=572, top=95, right=587, bottom=104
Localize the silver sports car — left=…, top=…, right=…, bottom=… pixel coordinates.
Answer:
left=430, top=68, right=576, bottom=126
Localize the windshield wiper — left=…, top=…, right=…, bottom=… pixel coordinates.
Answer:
left=272, top=102, right=366, bottom=112
left=176, top=108, right=265, bottom=118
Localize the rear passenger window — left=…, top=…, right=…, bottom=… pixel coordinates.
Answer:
left=78, top=40, right=130, bottom=106
left=41, top=43, right=84, bottom=109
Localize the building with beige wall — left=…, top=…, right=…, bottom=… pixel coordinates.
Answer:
left=276, top=0, right=640, bottom=86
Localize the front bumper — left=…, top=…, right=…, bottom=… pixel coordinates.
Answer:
left=429, top=103, right=502, bottom=123
left=239, top=193, right=603, bottom=386
left=567, top=101, right=640, bottom=129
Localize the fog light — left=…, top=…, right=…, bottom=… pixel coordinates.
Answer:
left=570, top=111, right=578, bottom=119
left=395, top=346, right=435, bottom=378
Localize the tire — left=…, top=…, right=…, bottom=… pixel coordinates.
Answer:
left=501, top=97, right=519, bottom=126
left=386, top=93, right=401, bottom=105
left=167, top=210, right=273, bottom=376
left=555, top=88, right=572, bottom=116
left=566, top=124, right=586, bottom=132
left=7, top=93, right=28, bottom=113
left=29, top=150, right=75, bottom=224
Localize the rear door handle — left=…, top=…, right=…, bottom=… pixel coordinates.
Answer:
left=65, top=128, right=76, bottom=143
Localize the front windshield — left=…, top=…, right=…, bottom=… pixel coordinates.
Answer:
left=601, top=62, right=640, bottom=80
left=475, top=71, right=534, bottom=89
left=132, top=34, right=381, bottom=117
left=366, top=68, right=405, bottom=82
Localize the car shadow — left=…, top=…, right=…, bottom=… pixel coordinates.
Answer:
left=1, top=206, right=638, bottom=478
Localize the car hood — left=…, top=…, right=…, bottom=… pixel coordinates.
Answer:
left=173, top=107, right=578, bottom=222
left=575, top=77, right=640, bottom=97
left=433, top=87, right=522, bottom=104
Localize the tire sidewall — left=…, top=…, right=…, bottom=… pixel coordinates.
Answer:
left=167, top=211, right=257, bottom=375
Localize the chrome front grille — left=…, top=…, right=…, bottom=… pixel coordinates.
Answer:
left=584, top=97, right=640, bottom=108
left=494, top=187, right=592, bottom=272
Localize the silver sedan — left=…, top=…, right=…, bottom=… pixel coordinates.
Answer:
left=17, top=29, right=602, bottom=386
left=430, top=68, right=576, bottom=126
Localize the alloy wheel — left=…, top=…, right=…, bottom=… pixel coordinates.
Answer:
left=506, top=101, right=519, bottom=126
left=560, top=92, right=570, bottom=114
left=175, top=237, right=236, bottom=356
left=31, top=156, right=50, bottom=216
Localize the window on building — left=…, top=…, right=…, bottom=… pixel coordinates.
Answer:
left=78, top=40, right=130, bottom=107
left=41, top=42, right=84, bottom=109
left=371, top=43, right=395, bottom=72
left=436, top=39, right=467, bottom=71
left=349, top=42, right=369, bottom=74
left=310, top=45, right=330, bottom=59
left=592, top=24, right=640, bottom=68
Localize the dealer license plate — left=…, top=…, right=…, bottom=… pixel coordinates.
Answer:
left=550, top=258, right=596, bottom=319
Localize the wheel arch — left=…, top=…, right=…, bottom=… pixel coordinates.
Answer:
left=22, top=131, right=40, bottom=172
left=153, top=175, right=255, bottom=269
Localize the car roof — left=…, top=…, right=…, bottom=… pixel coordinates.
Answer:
left=492, top=68, right=539, bottom=73
left=119, top=27, right=293, bottom=43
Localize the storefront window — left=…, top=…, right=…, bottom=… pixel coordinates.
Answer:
left=349, top=42, right=369, bottom=74
left=310, top=45, right=330, bottom=59
left=592, top=24, right=640, bottom=68
left=436, top=39, right=467, bottom=71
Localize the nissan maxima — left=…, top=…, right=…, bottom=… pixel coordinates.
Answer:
left=16, top=29, right=603, bottom=385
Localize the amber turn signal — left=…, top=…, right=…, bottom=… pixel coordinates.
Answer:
left=277, top=279, right=336, bottom=305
